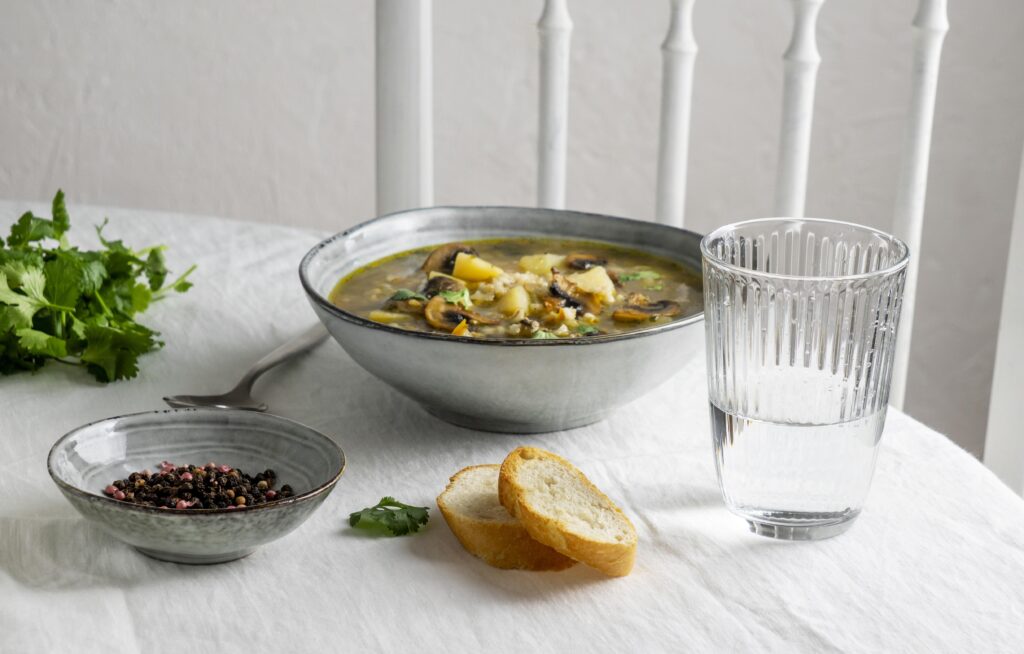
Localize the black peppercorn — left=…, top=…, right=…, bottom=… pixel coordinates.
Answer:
left=105, top=462, right=290, bottom=510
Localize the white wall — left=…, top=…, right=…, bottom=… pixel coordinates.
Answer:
left=1, top=0, right=1022, bottom=457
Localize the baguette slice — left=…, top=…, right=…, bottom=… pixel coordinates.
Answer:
left=499, top=447, right=637, bottom=577
left=437, top=465, right=576, bottom=571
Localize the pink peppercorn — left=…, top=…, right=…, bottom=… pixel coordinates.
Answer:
left=265, top=490, right=277, bottom=500
left=175, top=500, right=190, bottom=510
left=218, top=465, right=232, bottom=473
left=113, top=490, right=126, bottom=500
left=104, top=485, right=117, bottom=495
left=180, top=472, right=193, bottom=481
left=226, top=505, right=236, bottom=510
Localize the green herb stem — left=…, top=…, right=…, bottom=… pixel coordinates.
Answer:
left=154, top=264, right=197, bottom=301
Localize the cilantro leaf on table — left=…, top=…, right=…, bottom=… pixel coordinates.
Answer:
left=43, top=253, right=93, bottom=309
left=8, top=213, right=60, bottom=248
left=159, top=264, right=196, bottom=296
left=51, top=189, right=70, bottom=236
left=16, top=328, right=68, bottom=358
left=349, top=496, right=430, bottom=536
left=144, top=247, right=168, bottom=290
left=0, top=190, right=195, bottom=382
left=0, top=269, right=51, bottom=329
left=80, top=323, right=158, bottom=382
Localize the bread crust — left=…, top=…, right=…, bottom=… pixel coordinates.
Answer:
left=498, top=447, right=637, bottom=577
left=437, top=464, right=576, bottom=571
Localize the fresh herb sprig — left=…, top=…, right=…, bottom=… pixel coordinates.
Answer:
left=349, top=496, right=430, bottom=536
left=439, top=288, right=472, bottom=309
left=618, top=270, right=661, bottom=282
left=388, top=289, right=427, bottom=303
left=0, top=190, right=195, bottom=382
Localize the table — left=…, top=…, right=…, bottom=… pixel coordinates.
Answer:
left=2, top=201, right=1023, bottom=653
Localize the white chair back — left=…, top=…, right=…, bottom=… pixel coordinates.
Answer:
left=984, top=144, right=1024, bottom=495
left=374, top=0, right=949, bottom=411
left=375, top=0, right=433, bottom=215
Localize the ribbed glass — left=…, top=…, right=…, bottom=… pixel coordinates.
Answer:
left=701, top=218, right=908, bottom=540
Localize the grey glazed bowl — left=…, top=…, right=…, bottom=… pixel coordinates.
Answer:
left=47, top=409, right=345, bottom=564
left=300, top=206, right=706, bottom=433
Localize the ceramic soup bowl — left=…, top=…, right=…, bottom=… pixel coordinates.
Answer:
left=300, top=206, right=706, bottom=433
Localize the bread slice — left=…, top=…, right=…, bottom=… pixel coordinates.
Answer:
left=499, top=447, right=637, bottom=577
left=437, top=465, right=577, bottom=571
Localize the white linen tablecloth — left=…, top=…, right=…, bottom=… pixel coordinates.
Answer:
left=1, top=201, right=1023, bottom=653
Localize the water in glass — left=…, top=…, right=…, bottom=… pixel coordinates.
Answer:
left=702, top=218, right=908, bottom=540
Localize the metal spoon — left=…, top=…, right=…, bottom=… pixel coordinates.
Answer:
left=163, top=323, right=329, bottom=411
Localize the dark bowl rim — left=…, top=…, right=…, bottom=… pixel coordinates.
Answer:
left=46, top=408, right=347, bottom=516
left=298, top=205, right=705, bottom=347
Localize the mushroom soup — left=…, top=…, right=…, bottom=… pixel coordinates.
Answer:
left=329, top=239, right=702, bottom=339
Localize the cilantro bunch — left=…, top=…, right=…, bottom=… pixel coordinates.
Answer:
left=0, top=190, right=195, bottom=382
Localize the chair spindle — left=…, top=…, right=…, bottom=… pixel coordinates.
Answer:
left=537, top=0, right=573, bottom=209
left=774, top=0, right=826, bottom=218
left=375, top=0, right=434, bottom=216
left=889, top=0, right=949, bottom=410
left=655, top=0, right=698, bottom=228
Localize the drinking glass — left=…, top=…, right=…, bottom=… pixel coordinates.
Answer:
left=701, top=218, right=909, bottom=540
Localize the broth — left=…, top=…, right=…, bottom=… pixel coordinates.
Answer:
left=329, top=238, right=702, bottom=340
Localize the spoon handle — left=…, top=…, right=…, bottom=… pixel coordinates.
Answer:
left=235, top=323, right=329, bottom=392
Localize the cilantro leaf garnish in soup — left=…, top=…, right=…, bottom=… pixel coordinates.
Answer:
left=329, top=238, right=702, bottom=339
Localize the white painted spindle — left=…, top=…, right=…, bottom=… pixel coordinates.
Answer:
left=655, top=0, right=698, bottom=228
left=376, top=0, right=433, bottom=216
left=983, top=144, right=1024, bottom=495
left=537, top=0, right=573, bottom=209
left=888, top=0, right=949, bottom=411
left=773, top=0, right=826, bottom=218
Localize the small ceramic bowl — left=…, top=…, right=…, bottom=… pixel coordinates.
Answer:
left=47, top=409, right=345, bottom=564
